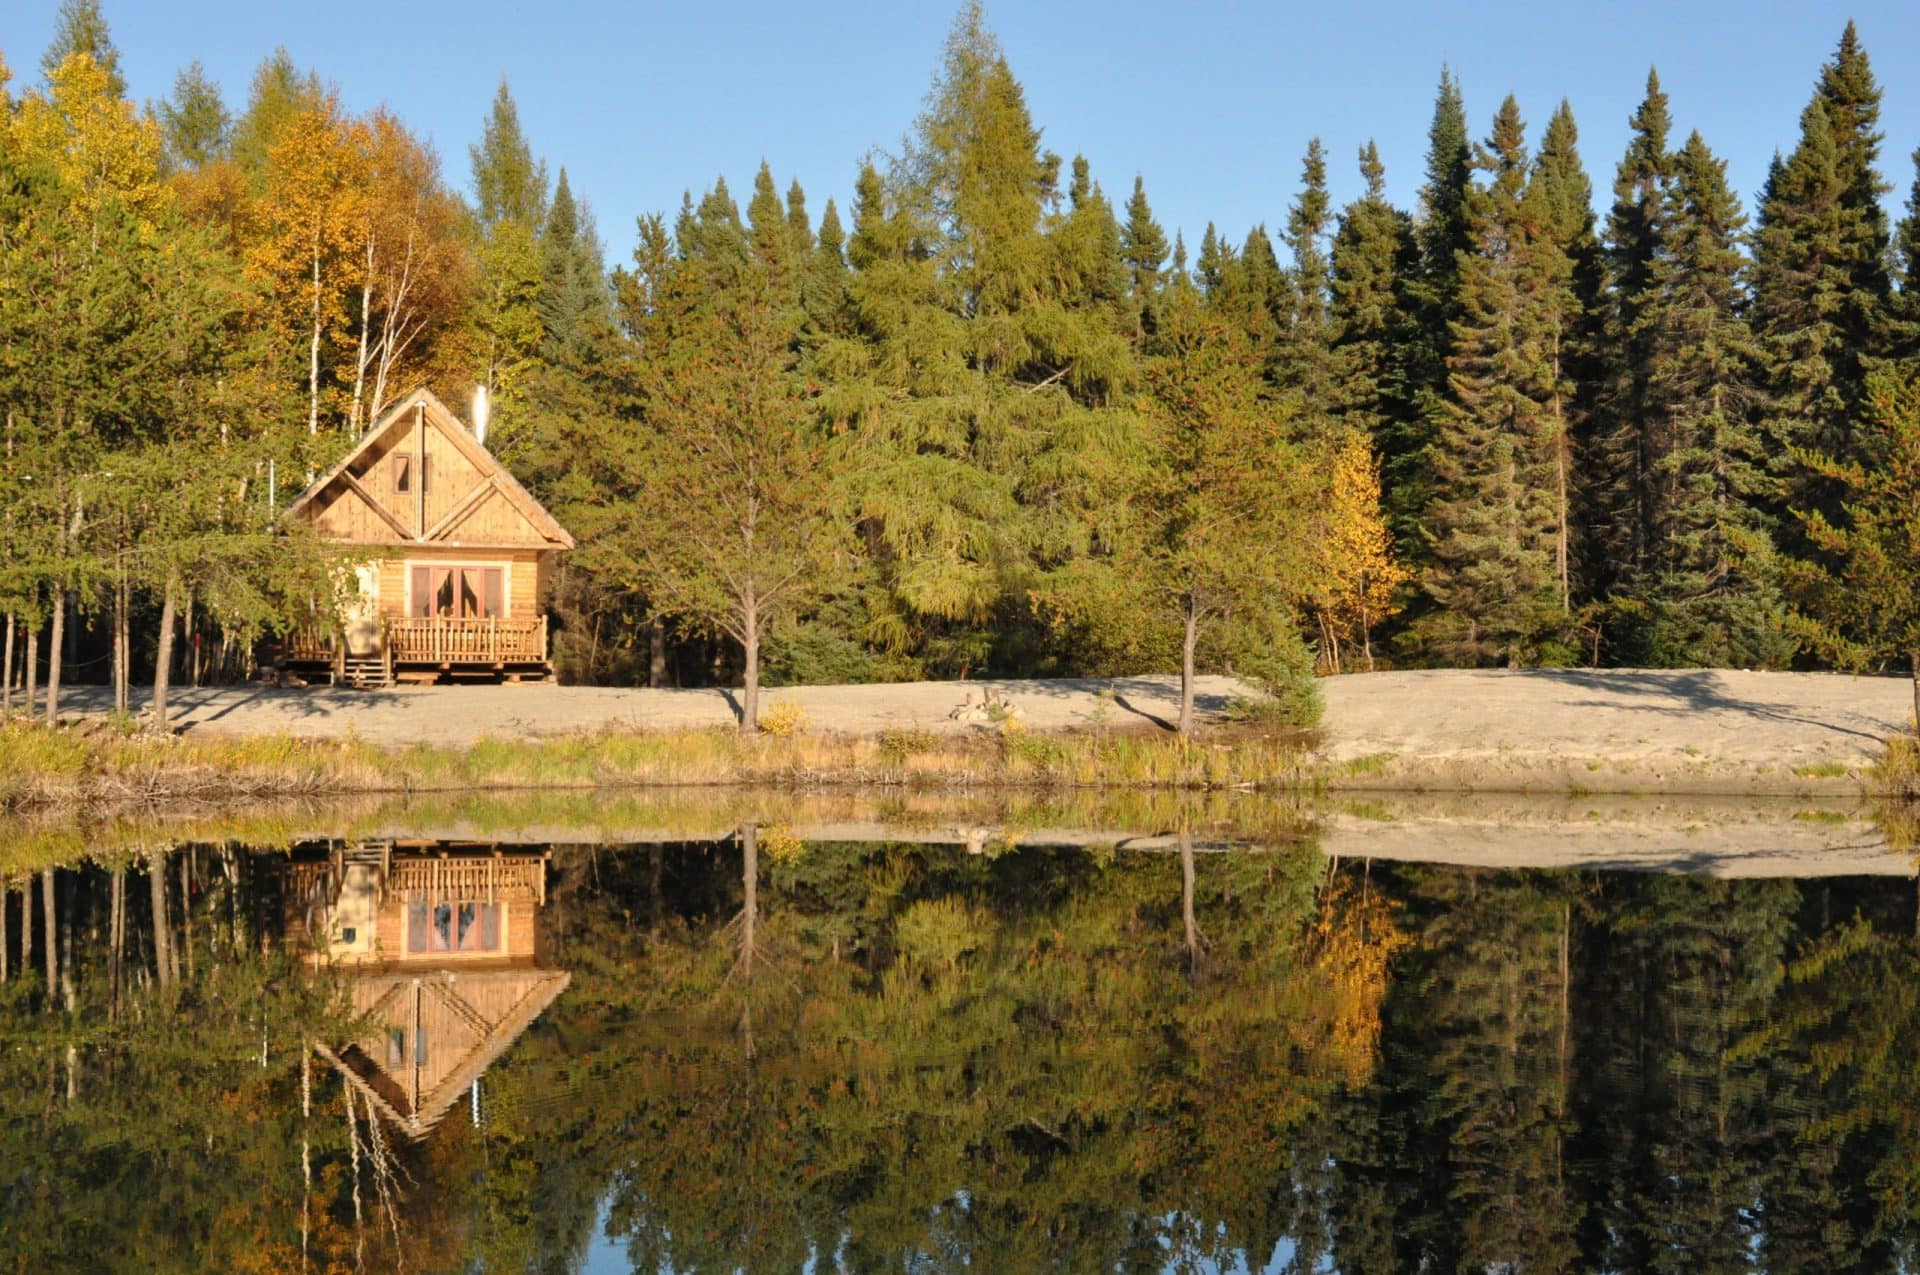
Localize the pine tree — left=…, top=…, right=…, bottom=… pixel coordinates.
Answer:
left=1526, top=99, right=1602, bottom=612
left=1751, top=23, right=1891, bottom=523
left=1277, top=138, right=1340, bottom=428
left=1632, top=133, right=1787, bottom=666
left=1418, top=97, right=1566, bottom=664
left=228, top=48, right=323, bottom=180
left=40, top=0, right=124, bottom=98
left=1389, top=68, right=1475, bottom=552
left=1590, top=71, right=1675, bottom=596
left=1119, top=174, right=1169, bottom=341
left=1332, top=142, right=1419, bottom=530
left=1195, top=222, right=1230, bottom=294
left=540, top=169, right=610, bottom=362
left=466, top=78, right=550, bottom=440
left=158, top=61, right=230, bottom=171
left=1882, top=149, right=1920, bottom=373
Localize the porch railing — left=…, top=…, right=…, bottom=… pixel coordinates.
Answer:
left=282, top=616, right=548, bottom=665
left=385, top=616, right=547, bottom=664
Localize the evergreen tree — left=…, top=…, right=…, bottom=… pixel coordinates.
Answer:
left=1882, top=149, right=1920, bottom=373
left=1388, top=68, right=1474, bottom=553
left=1590, top=71, right=1675, bottom=598
left=1332, top=143, right=1418, bottom=525
left=1631, top=134, right=1787, bottom=666
left=1119, top=174, right=1169, bottom=341
left=466, top=78, right=550, bottom=442
left=1278, top=138, right=1340, bottom=426
left=40, top=0, right=124, bottom=98
left=1195, top=222, right=1230, bottom=294
left=1527, top=99, right=1602, bottom=612
left=1751, top=23, right=1891, bottom=524
left=1417, top=97, right=1566, bottom=664
left=539, top=168, right=610, bottom=362
left=228, top=48, right=323, bottom=180
left=157, top=60, right=230, bottom=171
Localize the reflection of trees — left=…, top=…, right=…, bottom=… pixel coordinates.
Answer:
left=15, top=840, right=1920, bottom=1271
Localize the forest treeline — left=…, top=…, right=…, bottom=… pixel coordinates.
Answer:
left=4, top=1, right=1920, bottom=728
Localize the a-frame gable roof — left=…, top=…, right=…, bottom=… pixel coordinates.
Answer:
left=283, top=388, right=574, bottom=549
left=322, top=967, right=572, bottom=1140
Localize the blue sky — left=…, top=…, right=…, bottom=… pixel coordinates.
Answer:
left=3, top=2, right=1916, bottom=266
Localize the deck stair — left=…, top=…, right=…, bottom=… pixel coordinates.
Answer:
left=339, top=655, right=391, bottom=690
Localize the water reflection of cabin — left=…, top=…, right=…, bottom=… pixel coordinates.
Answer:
left=282, top=841, right=569, bottom=1139
left=279, top=388, right=575, bottom=687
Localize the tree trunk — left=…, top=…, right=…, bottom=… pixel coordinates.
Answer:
left=44, top=585, right=63, bottom=725
left=58, top=871, right=74, bottom=1011
left=113, top=569, right=129, bottom=714
left=740, top=597, right=760, bottom=734
left=308, top=230, right=324, bottom=435
left=1, top=880, right=9, bottom=983
left=148, top=851, right=173, bottom=989
left=1179, top=827, right=1202, bottom=969
left=649, top=621, right=667, bottom=689
left=1178, top=598, right=1199, bottom=735
left=180, top=852, right=194, bottom=978
left=19, top=881, right=31, bottom=974
left=152, top=580, right=179, bottom=731
left=23, top=623, right=36, bottom=718
left=109, top=867, right=124, bottom=1018
left=41, top=868, right=57, bottom=1006
left=1910, top=649, right=1919, bottom=739
left=2, top=611, right=13, bottom=715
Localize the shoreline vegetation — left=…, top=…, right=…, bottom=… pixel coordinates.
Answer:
left=0, top=699, right=1913, bottom=815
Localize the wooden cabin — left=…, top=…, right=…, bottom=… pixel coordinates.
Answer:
left=283, top=841, right=570, bottom=1139
left=280, top=389, right=575, bottom=686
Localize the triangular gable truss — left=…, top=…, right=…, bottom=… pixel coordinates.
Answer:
left=320, top=967, right=572, bottom=1140
left=283, top=388, right=574, bottom=549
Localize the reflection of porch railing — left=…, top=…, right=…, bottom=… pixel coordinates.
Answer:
left=386, top=617, right=547, bottom=664
left=286, top=852, right=549, bottom=907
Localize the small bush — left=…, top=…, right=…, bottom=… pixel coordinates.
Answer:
left=876, top=726, right=936, bottom=764
left=758, top=700, right=810, bottom=738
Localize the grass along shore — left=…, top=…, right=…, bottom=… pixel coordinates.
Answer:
left=0, top=717, right=1318, bottom=813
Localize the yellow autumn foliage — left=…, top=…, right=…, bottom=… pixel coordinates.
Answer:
left=10, top=52, right=168, bottom=232
left=1310, top=430, right=1409, bottom=672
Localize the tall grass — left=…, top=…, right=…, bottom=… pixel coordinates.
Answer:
left=0, top=716, right=1317, bottom=814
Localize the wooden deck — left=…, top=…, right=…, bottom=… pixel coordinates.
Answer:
left=281, top=616, right=551, bottom=684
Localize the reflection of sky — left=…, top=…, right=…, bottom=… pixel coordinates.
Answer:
left=576, top=1192, right=1315, bottom=1274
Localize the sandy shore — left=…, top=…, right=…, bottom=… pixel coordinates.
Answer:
left=55, top=666, right=1919, bottom=795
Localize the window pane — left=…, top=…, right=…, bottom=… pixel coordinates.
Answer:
left=411, top=566, right=430, bottom=618
left=459, top=571, right=480, bottom=619
left=482, top=569, right=504, bottom=619
left=433, top=569, right=453, bottom=617
left=393, top=454, right=411, bottom=493
left=407, top=904, right=429, bottom=952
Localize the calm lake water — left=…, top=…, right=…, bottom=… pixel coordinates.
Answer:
left=3, top=812, right=1918, bottom=1272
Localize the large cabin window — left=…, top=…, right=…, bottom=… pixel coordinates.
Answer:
left=406, top=901, right=502, bottom=954
left=410, top=565, right=505, bottom=618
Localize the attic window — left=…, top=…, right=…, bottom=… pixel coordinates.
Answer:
left=393, top=453, right=412, bottom=493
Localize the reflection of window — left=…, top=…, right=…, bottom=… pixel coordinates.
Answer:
left=393, top=453, right=412, bottom=493
left=407, top=901, right=502, bottom=953
left=410, top=566, right=505, bottom=618
left=387, top=1027, right=406, bottom=1069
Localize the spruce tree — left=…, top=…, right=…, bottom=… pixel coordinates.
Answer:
left=1119, top=174, right=1169, bottom=341
left=1277, top=138, right=1340, bottom=427
left=40, top=0, right=123, bottom=97
left=1634, top=133, right=1787, bottom=666
left=1591, top=71, right=1675, bottom=594
left=1332, top=142, right=1419, bottom=532
left=1882, top=150, right=1920, bottom=373
left=1195, top=222, right=1230, bottom=294
left=228, top=48, right=323, bottom=180
left=1527, top=99, right=1602, bottom=611
left=158, top=61, right=230, bottom=171
left=539, top=169, right=611, bottom=362
left=1418, top=97, right=1565, bottom=664
left=1751, top=23, right=1891, bottom=523
left=1388, top=68, right=1474, bottom=550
